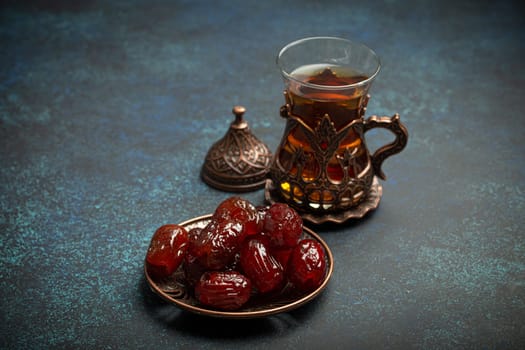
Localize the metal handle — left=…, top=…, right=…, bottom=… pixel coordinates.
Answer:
left=363, top=113, right=408, bottom=180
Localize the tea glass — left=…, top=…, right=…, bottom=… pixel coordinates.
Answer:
left=270, top=37, right=408, bottom=214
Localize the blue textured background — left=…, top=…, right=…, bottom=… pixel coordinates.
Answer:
left=1, top=0, right=524, bottom=348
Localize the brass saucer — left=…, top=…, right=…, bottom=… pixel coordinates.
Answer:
left=144, top=214, right=334, bottom=319
left=264, top=176, right=383, bottom=224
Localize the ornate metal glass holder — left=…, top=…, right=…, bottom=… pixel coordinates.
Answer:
left=265, top=94, right=408, bottom=224
left=264, top=37, right=409, bottom=224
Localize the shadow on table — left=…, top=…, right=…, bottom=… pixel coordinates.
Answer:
left=139, top=275, right=328, bottom=339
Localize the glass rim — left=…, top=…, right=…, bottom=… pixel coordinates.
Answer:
left=277, top=36, right=381, bottom=90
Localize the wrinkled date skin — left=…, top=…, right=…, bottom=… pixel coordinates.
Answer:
left=263, top=203, right=303, bottom=248
left=195, top=271, right=252, bottom=311
left=287, top=239, right=327, bottom=292
left=240, top=235, right=285, bottom=294
left=213, top=196, right=260, bottom=237
left=188, top=219, right=244, bottom=271
left=146, top=224, right=189, bottom=279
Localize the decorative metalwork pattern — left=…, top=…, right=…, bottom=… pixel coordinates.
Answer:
left=265, top=177, right=383, bottom=224
left=201, top=106, right=272, bottom=192
left=270, top=96, right=408, bottom=216
left=271, top=111, right=374, bottom=213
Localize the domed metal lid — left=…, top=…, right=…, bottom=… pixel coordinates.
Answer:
left=201, top=106, right=272, bottom=192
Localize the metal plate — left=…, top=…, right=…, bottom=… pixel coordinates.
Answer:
left=144, top=214, right=334, bottom=319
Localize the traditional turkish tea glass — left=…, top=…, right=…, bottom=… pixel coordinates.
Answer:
left=270, top=37, right=408, bottom=214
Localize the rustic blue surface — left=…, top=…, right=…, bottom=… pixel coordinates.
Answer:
left=1, top=0, right=524, bottom=348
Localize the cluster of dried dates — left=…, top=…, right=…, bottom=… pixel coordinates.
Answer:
left=146, top=197, right=327, bottom=311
